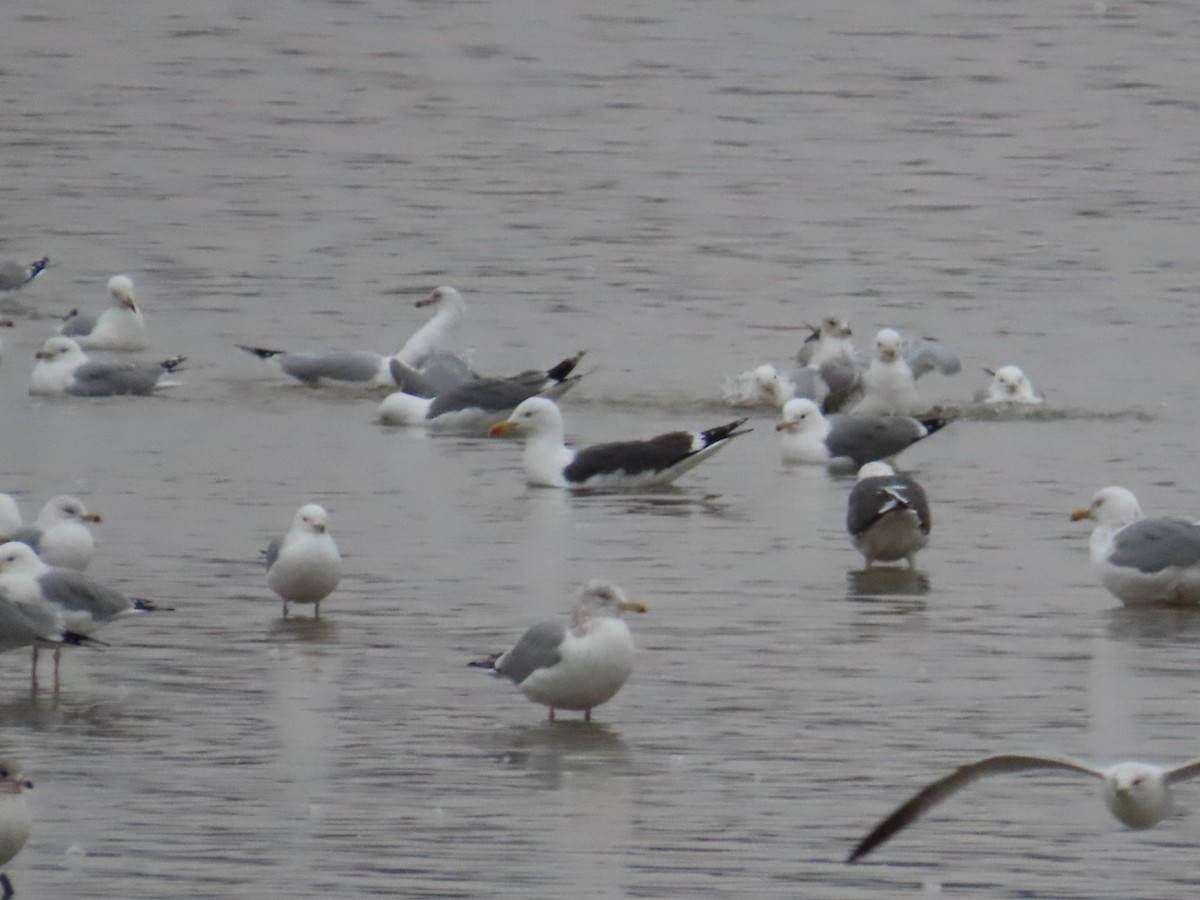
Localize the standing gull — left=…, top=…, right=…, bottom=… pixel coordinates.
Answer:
left=0, top=759, right=32, bottom=900
left=489, top=397, right=750, bottom=490
left=974, top=364, right=1044, bottom=406
left=469, top=579, right=646, bottom=721
left=1071, top=486, right=1200, bottom=606
left=0, top=256, right=48, bottom=292
left=380, top=351, right=584, bottom=433
left=846, top=462, right=931, bottom=568
left=58, top=274, right=147, bottom=351
left=847, top=753, right=1200, bottom=862
left=851, top=328, right=960, bottom=416
left=9, top=495, right=101, bottom=571
left=776, top=397, right=950, bottom=470
left=30, top=336, right=185, bottom=397
left=0, top=593, right=94, bottom=689
left=265, top=504, right=341, bottom=618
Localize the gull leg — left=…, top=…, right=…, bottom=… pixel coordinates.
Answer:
left=547, top=707, right=555, bottom=722
left=30, top=646, right=39, bottom=691
left=54, top=647, right=62, bottom=692
left=283, top=600, right=289, bottom=618
left=584, top=709, right=592, bottom=723
left=1, top=872, right=13, bottom=900
left=314, top=601, right=320, bottom=620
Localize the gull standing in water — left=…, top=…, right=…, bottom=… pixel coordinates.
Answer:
left=265, top=504, right=341, bottom=618
left=469, top=580, right=647, bottom=721
left=58, top=274, right=147, bottom=351
left=845, top=462, right=931, bottom=569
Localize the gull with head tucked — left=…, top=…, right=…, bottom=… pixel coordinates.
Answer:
left=59, top=274, right=147, bottom=352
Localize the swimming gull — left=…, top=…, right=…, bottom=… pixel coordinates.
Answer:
left=490, top=397, right=751, bottom=490
left=265, top=504, right=341, bottom=618
left=847, top=753, right=1200, bottom=862
left=469, top=579, right=646, bottom=721
left=1071, top=486, right=1200, bottom=606
left=30, top=336, right=185, bottom=397
left=58, top=274, right=147, bottom=352
left=846, top=462, right=930, bottom=568
left=380, top=351, right=585, bottom=433
left=8, top=495, right=101, bottom=571
left=974, top=364, right=1044, bottom=406
left=851, top=328, right=960, bottom=416
left=0, top=541, right=157, bottom=687
left=775, top=397, right=950, bottom=470
left=0, top=256, right=48, bottom=292
left=0, top=759, right=33, bottom=900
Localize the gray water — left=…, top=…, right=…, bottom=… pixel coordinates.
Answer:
left=3, top=0, right=1200, bottom=896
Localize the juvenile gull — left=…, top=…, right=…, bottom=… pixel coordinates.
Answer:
left=490, top=397, right=750, bottom=490
left=851, top=328, right=960, bottom=416
left=58, top=274, right=147, bottom=351
left=974, top=364, right=1044, bottom=406
left=846, top=462, right=931, bottom=568
left=9, top=495, right=101, bottom=570
left=265, top=504, right=341, bottom=618
left=0, top=256, right=48, bottom=292
left=469, top=579, right=646, bottom=721
left=30, top=336, right=185, bottom=397
left=0, top=759, right=33, bottom=900
left=380, top=351, right=584, bottom=433
left=776, top=397, right=950, bottom=470
left=1071, top=486, right=1200, bottom=606
left=848, top=753, right=1200, bottom=862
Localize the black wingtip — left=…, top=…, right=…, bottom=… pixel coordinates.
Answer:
left=700, top=417, right=752, bottom=446
left=917, top=412, right=952, bottom=436
left=544, top=351, right=586, bottom=383
left=237, top=344, right=284, bottom=360
left=28, top=256, right=49, bottom=281
left=160, top=356, right=187, bottom=373
left=468, top=653, right=502, bottom=670
left=133, top=598, right=173, bottom=612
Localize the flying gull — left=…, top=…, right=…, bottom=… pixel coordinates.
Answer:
left=265, top=504, right=341, bottom=618
left=469, top=579, right=646, bottom=721
left=380, top=351, right=585, bottom=433
left=58, top=274, right=147, bottom=351
left=8, top=495, right=101, bottom=571
left=29, top=336, right=185, bottom=397
left=775, top=397, right=950, bottom=470
left=0, top=759, right=33, bottom=900
left=489, top=397, right=750, bottom=490
left=974, top=364, right=1044, bottom=406
left=846, top=462, right=931, bottom=568
left=848, top=753, right=1200, bottom=862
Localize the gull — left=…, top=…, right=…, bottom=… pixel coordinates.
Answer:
left=0, top=496, right=21, bottom=537
left=847, top=753, right=1200, bottom=862
left=1071, top=486, right=1200, bottom=606
left=851, top=328, right=960, bottom=417
left=58, top=274, right=147, bottom=351
left=0, top=593, right=95, bottom=689
left=8, top=495, right=101, bottom=571
left=974, top=364, right=1044, bottom=406
left=0, top=759, right=32, bottom=900
left=489, top=397, right=750, bottom=490
left=469, top=579, right=646, bottom=721
left=775, top=397, right=950, bottom=470
left=265, top=504, right=341, bottom=618
left=379, top=351, right=585, bottom=433
left=0, top=256, right=48, bottom=292
left=846, top=462, right=931, bottom=568
left=29, top=336, right=185, bottom=397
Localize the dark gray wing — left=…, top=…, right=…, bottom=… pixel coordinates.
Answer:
left=825, top=416, right=925, bottom=467
left=264, top=536, right=283, bottom=571
left=564, top=419, right=749, bottom=484
left=428, top=371, right=547, bottom=418
left=68, top=360, right=169, bottom=396
left=279, top=351, right=385, bottom=385
left=1109, top=518, right=1200, bottom=574
left=847, top=754, right=1101, bottom=863
left=495, top=621, right=567, bottom=684
left=846, top=475, right=930, bottom=537
left=59, top=309, right=100, bottom=337
left=905, top=338, right=961, bottom=379
left=38, top=568, right=134, bottom=621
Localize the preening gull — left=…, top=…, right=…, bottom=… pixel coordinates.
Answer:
left=974, top=364, right=1043, bottom=406
left=0, top=256, right=48, bottom=292
left=30, top=336, right=185, bottom=397
left=0, top=759, right=33, bottom=900
left=469, top=579, right=646, bottom=721
left=847, top=753, right=1200, bottom=862
left=846, top=462, right=930, bottom=568
left=397, top=286, right=468, bottom=369
left=265, top=504, right=341, bottom=618
left=380, top=351, right=585, bottom=433
left=9, top=495, right=101, bottom=571
left=59, top=275, right=147, bottom=352
left=489, top=397, right=750, bottom=490
left=1071, top=486, right=1200, bottom=606
left=775, top=397, right=950, bottom=470
left=851, top=328, right=960, bottom=416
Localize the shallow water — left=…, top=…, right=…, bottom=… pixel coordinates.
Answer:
left=3, top=0, right=1200, bottom=897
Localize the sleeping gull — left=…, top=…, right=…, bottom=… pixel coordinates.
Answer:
left=380, top=351, right=585, bottom=433
left=847, top=753, right=1200, bottom=862
left=1071, top=486, right=1200, bottom=606
left=851, top=328, right=960, bottom=416
left=489, top=397, right=750, bottom=490
left=0, top=541, right=158, bottom=688
left=775, top=397, right=950, bottom=470
left=846, top=462, right=930, bottom=568
left=30, top=336, right=185, bottom=397
left=974, top=364, right=1044, bottom=406
left=469, top=579, right=646, bottom=721
left=237, top=285, right=471, bottom=390
left=0, top=256, right=48, bottom=292
left=9, top=495, right=101, bottom=571
left=58, top=274, right=147, bottom=351
left=0, top=759, right=33, bottom=900
left=265, top=504, right=341, bottom=618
